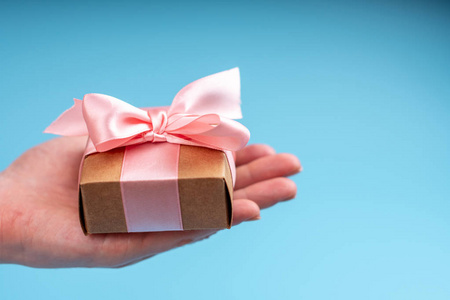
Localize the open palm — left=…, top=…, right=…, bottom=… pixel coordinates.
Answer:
left=0, top=137, right=300, bottom=268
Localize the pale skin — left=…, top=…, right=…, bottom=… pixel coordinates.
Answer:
left=0, top=137, right=301, bottom=268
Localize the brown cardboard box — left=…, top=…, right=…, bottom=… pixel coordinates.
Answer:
left=79, top=144, right=233, bottom=234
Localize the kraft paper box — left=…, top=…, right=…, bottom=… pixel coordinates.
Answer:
left=44, top=68, right=250, bottom=234
left=79, top=143, right=233, bottom=234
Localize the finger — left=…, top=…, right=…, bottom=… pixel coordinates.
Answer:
left=112, top=253, right=156, bottom=268
left=95, top=228, right=218, bottom=267
left=235, top=153, right=301, bottom=190
left=113, top=230, right=219, bottom=268
left=235, top=144, right=276, bottom=166
left=232, top=199, right=261, bottom=226
left=137, top=229, right=217, bottom=255
left=234, top=177, right=297, bottom=209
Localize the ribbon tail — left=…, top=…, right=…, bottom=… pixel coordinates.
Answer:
left=44, top=99, right=89, bottom=136
left=166, top=117, right=250, bottom=151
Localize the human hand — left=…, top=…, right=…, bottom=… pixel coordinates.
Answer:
left=0, top=137, right=301, bottom=268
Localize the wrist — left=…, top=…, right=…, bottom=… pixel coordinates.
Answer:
left=0, top=171, right=23, bottom=265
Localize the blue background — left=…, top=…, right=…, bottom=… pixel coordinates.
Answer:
left=1, top=0, right=450, bottom=299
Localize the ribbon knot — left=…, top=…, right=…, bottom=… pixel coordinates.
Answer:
left=44, top=68, right=250, bottom=154
left=140, top=131, right=165, bottom=143
left=138, top=109, right=169, bottom=143
left=148, top=109, right=168, bottom=136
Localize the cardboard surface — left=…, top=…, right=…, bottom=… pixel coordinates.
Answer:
left=79, top=144, right=233, bottom=234
left=178, top=145, right=232, bottom=230
left=80, top=148, right=128, bottom=233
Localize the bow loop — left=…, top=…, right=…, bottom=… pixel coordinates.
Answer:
left=45, top=68, right=250, bottom=153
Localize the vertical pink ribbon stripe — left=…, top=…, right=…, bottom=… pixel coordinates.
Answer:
left=120, top=143, right=183, bottom=232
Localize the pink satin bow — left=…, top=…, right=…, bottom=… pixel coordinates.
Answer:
left=45, top=68, right=250, bottom=153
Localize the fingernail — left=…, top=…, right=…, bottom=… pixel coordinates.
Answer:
left=247, top=215, right=261, bottom=221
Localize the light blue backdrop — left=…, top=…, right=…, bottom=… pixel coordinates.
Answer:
left=1, top=1, right=449, bottom=299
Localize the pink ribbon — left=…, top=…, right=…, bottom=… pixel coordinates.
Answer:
left=44, top=67, right=250, bottom=154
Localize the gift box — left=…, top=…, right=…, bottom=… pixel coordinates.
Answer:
left=79, top=144, right=233, bottom=233
left=45, top=68, right=250, bottom=234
